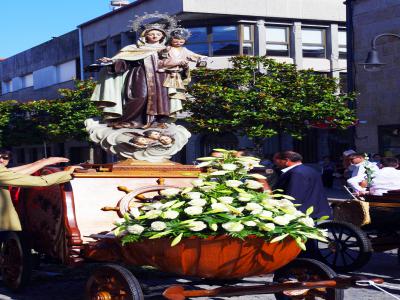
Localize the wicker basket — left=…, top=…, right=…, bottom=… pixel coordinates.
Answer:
left=333, top=199, right=371, bottom=227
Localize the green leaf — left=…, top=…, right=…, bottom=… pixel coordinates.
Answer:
left=171, top=233, right=183, bottom=246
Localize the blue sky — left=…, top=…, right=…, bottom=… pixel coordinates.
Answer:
left=0, top=0, right=123, bottom=58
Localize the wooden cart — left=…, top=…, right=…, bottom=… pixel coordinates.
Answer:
left=312, top=193, right=400, bottom=272
left=0, top=163, right=382, bottom=299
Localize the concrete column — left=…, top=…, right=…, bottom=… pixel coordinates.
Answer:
left=291, top=22, right=303, bottom=69
left=255, top=20, right=267, bottom=56
left=328, top=24, right=340, bottom=80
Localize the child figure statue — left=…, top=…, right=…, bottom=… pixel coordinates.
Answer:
left=158, top=28, right=207, bottom=117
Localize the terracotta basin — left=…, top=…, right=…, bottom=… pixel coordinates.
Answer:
left=120, top=235, right=301, bottom=279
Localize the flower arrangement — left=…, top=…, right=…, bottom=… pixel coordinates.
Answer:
left=363, top=153, right=376, bottom=186
left=115, top=149, right=327, bottom=250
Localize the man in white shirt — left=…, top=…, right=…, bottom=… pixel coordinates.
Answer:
left=347, top=153, right=379, bottom=193
left=368, top=157, right=400, bottom=195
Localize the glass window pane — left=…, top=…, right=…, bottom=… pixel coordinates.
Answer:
left=212, top=26, right=238, bottom=41
left=186, top=43, right=209, bottom=56
left=302, top=28, right=323, bottom=44
left=267, top=44, right=288, bottom=51
left=266, top=27, right=287, bottom=43
left=212, top=41, right=240, bottom=56
left=243, top=26, right=251, bottom=41
left=303, top=46, right=325, bottom=58
left=338, top=31, right=347, bottom=46
left=189, top=27, right=208, bottom=43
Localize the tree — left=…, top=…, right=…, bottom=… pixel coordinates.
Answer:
left=185, top=56, right=356, bottom=146
left=2, top=80, right=100, bottom=147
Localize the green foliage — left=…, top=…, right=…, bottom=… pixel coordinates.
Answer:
left=186, top=56, right=356, bottom=140
left=1, top=80, right=100, bottom=147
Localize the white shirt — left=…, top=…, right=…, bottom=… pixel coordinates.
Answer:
left=369, top=167, right=400, bottom=195
left=281, top=163, right=301, bottom=174
left=347, top=161, right=379, bottom=192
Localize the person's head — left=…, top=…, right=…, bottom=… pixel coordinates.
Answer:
left=131, top=136, right=150, bottom=147
left=342, top=149, right=356, bottom=158
left=381, top=157, right=399, bottom=168
left=209, top=150, right=223, bottom=158
left=234, top=148, right=258, bottom=158
left=159, top=135, right=174, bottom=145
left=372, top=153, right=382, bottom=161
left=273, top=151, right=303, bottom=169
left=144, top=29, right=166, bottom=44
left=168, top=28, right=190, bottom=47
left=348, top=153, right=365, bottom=165
left=143, top=130, right=161, bottom=140
left=0, top=149, right=12, bottom=166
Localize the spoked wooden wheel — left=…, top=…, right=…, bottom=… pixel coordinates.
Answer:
left=273, top=258, right=344, bottom=300
left=314, top=221, right=372, bottom=272
left=85, top=264, right=144, bottom=300
left=118, top=185, right=179, bottom=215
left=0, top=231, right=32, bottom=291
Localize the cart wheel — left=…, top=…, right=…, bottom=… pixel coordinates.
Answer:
left=273, top=258, right=343, bottom=300
left=314, top=221, right=372, bottom=272
left=85, top=264, right=144, bottom=300
left=0, top=231, right=32, bottom=291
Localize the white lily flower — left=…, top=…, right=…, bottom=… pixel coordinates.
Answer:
left=259, top=222, right=275, bottom=231
left=186, top=192, right=203, bottom=200
left=257, top=210, right=273, bottom=220
left=162, top=200, right=177, bottom=209
left=188, top=221, right=207, bottom=231
left=150, top=202, right=163, bottom=210
left=273, top=214, right=296, bottom=226
left=191, top=179, right=204, bottom=187
left=217, top=196, right=234, bottom=204
left=245, top=202, right=263, bottom=211
left=299, top=217, right=315, bottom=227
left=129, top=207, right=141, bottom=219
left=127, top=224, right=145, bottom=234
left=245, top=180, right=264, bottom=190
left=114, top=218, right=126, bottom=225
left=210, top=170, right=230, bottom=176
left=248, top=173, right=267, bottom=180
left=238, top=193, right=253, bottom=202
left=184, top=206, right=203, bottom=215
left=160, top=188, right=181, bottom=197
left=222, top=222, right=244, bottom=232
left=188, top=198, right=207, bottom=206
left=243, top=220, right=257, bottom=227
left=196, top=161, right=214, bottom=168
left=200, top=185, right=215, bottom=192
left=151, top=221, right=167, bottom=231
left=162, top=210, right=179, bottom=219
left=145, top=210, right=162, bottom=219
left=221, top=163, right=238, bottom=171
left=225, top=180, right=243, bottom=188
left=211, top=203, right=230, bottom=212
left=210, top=223, right=218, bottom=231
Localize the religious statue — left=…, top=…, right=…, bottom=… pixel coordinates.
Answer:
left=85, top=13, right=206, bottom=163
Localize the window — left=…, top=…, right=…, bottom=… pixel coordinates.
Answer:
left=266, top=26, right=290, bottom=56
left=97, top=41, right=107, bottom=59
left=1, top=80, right=12, bottom=94
left=302, top=28, right=326, bottom=58
left=186, top=25, right=240, bottom=57
left=338, top=30, right=347, bottom=59
left=242, top=25, right=254, bottom=55
left=22, top=73, right=33, bottom=88
left=56, top=60, right=76, bottom=83
left=186, top=27, right=208, bottom=56
left=212, top=26, right=239, bottom=56
left=379, top=125, right=400, bottom=156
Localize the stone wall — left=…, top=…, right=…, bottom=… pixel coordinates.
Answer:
left=352, top=0, right=400, bottom=153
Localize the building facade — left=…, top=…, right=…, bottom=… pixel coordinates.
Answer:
left=0, top=0, right=349, bottom=164
left=348, top=0, right=400, bottom=157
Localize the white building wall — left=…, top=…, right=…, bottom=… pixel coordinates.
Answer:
left=57, top=60, right=76, bottom=83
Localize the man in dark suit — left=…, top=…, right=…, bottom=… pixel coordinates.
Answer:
left=273, top=151, right=332, bottom=219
